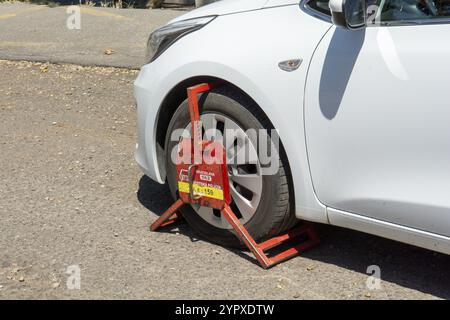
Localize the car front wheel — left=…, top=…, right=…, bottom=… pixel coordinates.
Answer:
left=164, top=86, right=297, bottom=247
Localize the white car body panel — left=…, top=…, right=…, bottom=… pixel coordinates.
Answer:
left=169, top=0, right=305, bottom=23
left=304, top=25, right=450, bottom=238
left=135, top=0, right=450, bottom=255
left=265, top=0, right=303, bottom=6
left=169, top=0, right=269, bottom=23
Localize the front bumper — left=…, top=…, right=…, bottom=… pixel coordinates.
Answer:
left=134, top=64, right=165, bottom=184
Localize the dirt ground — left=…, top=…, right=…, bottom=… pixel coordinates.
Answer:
left=0, top=60, right=449, bottom=300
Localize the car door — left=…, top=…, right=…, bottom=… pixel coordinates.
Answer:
left=304, top=0, right=450, bottom=237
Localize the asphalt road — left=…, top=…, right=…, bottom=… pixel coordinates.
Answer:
left=0, top=3, right=184, bottom=68
left=0, top=60, right=449, bottom=299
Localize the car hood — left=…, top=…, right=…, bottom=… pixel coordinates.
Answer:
left=170, top=0, right=300, bottom=23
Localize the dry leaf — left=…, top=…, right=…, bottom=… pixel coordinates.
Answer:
left=104, top=49, right=116, bottom=55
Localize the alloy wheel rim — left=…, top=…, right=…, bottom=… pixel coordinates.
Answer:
left=183, top=113, right=263, bottom=229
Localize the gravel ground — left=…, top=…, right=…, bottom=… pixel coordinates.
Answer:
left=0, top=60, right=449, bottom=300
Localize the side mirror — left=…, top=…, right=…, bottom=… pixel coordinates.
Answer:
left=329, top=0, right=366, bottom=30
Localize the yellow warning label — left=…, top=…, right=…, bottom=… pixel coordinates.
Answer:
left=178, top=182, right=224, bottom=201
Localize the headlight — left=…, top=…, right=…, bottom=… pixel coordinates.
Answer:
left=146, top=16, right=217, bottom=63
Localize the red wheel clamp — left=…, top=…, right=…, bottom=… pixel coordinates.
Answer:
left=150, top=83, right=320, bottom=269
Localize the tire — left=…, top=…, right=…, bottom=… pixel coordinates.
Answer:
left=164, top=86, right=297, bottom=248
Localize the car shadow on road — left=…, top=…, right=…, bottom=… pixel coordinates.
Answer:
left=137, top=175, right=450, bottom=298
left=306, top=224, right=450, bottom=299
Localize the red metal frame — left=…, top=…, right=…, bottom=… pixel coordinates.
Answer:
left=150, top=83, right=320, bottom=269
left=150, top=199, right=184, bottom=232
left=221, top=204, right=319, bottom=269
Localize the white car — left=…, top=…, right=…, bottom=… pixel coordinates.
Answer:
left=134, top=0, right=450, bottom=254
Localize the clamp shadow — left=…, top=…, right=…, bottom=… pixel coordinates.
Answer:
left=137, top=175, right=200, bottom=242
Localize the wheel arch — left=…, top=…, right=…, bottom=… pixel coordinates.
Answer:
left=155, top=76, right=296, bottom=215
